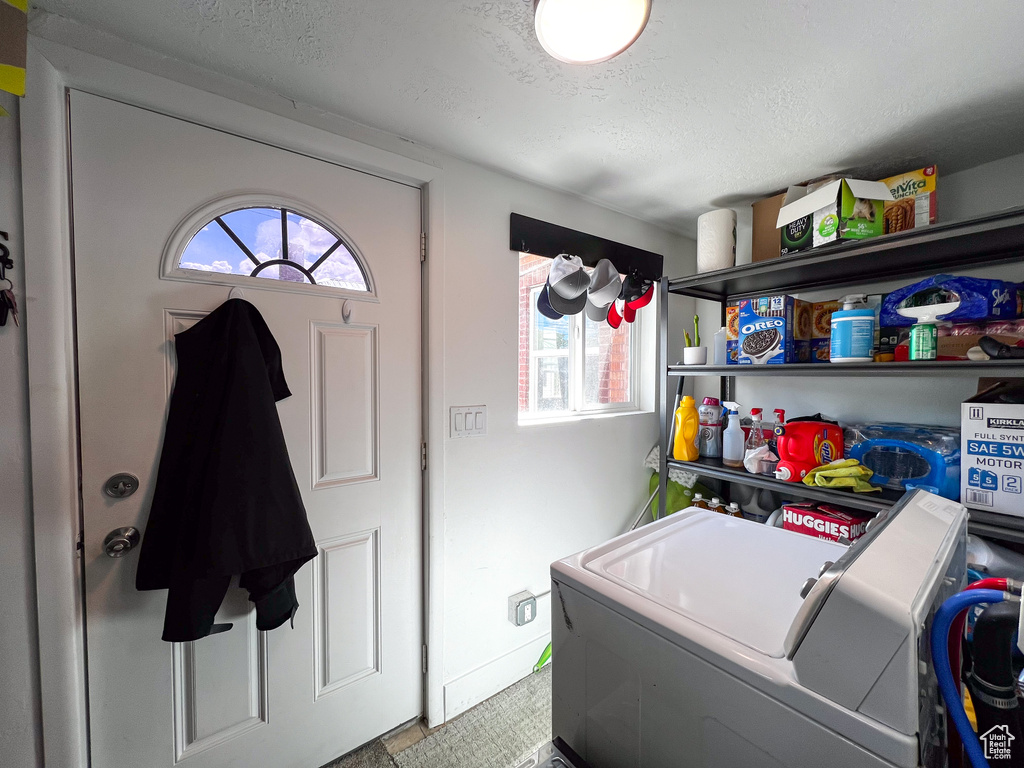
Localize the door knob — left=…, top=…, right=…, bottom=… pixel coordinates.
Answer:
left=103, top=527, right=141, bottom=558
left=104, top=473, right=139, bottom=498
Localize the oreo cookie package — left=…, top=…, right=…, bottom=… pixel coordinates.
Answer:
left=738, top=295, right=811, bottom=365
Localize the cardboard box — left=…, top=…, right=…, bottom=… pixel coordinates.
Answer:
left=812, top=301, right=841, bottom=339
left=880, top=166, right=937, bottom=234
left=726, top=339, right=739, bottom=365
left=725, top=302, right=740, bottom=340
left=878, top=326, right=906, bottom=356
left=810, top=338, right=831, bottom=362
left=737, top=295, right=811, bottom=365
left=866, top=293, right=884, bottom=351
left=782, top=502, right=873, bottom=542
left=752, top=192, right=786, bottom=263
left=962, top=381, right=1024, bottom=516
left=776, top=178, right=895, bottom=253
left=897, top=333, right=1022, bottom=361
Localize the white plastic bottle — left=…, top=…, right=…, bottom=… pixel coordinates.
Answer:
left=722, top=401, right=744, bottom=468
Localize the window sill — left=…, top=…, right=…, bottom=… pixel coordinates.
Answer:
left=517, top=407, right=652, bottom=428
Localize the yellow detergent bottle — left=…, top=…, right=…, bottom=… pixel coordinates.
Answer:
left=673, top=395, right=700, bottom=461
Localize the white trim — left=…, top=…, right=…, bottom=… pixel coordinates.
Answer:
left=162, top=192, right=379, bottom=301
left=442, top=632, right=551, bottom=722
left=21, top=37, right=450, bottom=765
left=21, top=44, right=90, bottom=768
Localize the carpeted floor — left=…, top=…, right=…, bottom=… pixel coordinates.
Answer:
left=323, top=666, right=552, bottom=768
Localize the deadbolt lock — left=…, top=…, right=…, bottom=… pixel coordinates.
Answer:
left=104, top=473, right=140, bottom=498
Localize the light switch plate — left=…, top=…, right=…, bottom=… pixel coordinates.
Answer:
left=450, top=405, right=487, bottom=438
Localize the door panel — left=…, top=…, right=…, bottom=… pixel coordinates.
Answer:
left=69, top=90, right=422, bottom=768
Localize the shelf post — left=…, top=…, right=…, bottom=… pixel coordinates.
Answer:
left=658, top=276, right=669, bottom=521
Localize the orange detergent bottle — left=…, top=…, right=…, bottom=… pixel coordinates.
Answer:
left=673, top=395, right=700, bottom=461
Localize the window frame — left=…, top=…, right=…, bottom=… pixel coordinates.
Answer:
left=519, top=256, right=643, bottom=424
left=161, top=193, right=378, bottom=302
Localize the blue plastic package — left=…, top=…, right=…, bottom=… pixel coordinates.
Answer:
left=880, top=274, right=1022, bottom=327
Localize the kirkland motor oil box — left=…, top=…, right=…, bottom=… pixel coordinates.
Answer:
left=737, top=295, right=811, bottom=364
left=962, top=381, right=1024, bottom=516
left=776, top=178, right=895, bottom=254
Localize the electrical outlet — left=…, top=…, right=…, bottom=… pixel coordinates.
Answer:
left=508, top=590, right=537, bottom=626
left=450, top=405, right=487, bottom=438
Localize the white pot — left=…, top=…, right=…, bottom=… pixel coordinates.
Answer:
left=683, top=346, right=708, bottom=365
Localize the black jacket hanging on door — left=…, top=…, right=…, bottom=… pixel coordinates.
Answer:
left=136, top=298, right=317, bottom=642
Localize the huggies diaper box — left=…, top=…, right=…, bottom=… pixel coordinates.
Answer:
left=962, top=381, right=1024, bottom=517
left=782, top=502, right=872, bottom=543
left=737, top=295, right=811, bottom=364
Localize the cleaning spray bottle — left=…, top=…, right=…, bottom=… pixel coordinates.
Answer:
left=743, top=408, right=767, bottom=474
left=722, top=402, right=744, bottom=468
left=672, top=395, right=700, bottom=461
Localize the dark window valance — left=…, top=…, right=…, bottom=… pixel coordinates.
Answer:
left=509, top=213, right=663, bottom=283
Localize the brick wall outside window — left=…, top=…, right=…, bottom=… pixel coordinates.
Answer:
left=518, top=252, right=633, bottom=414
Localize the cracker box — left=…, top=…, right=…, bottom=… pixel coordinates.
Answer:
left=880, top=166, right=937, bottom=234
left=737, top=295, right=811, bottom=365
left=777, top=179, right=895, bottom=253
left=782, top=502, right=873, bottom=543
left=962, top=381, right=1024, bottom=516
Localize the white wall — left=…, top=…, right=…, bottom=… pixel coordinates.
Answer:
left=438, top=155, right=691, bottom=717
left=694, top=152, right=1024, bottom=427
left=0, top=92, right=43, bottom=768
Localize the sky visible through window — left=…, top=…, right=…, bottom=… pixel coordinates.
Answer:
left=179, top=207, right=368, bottom=291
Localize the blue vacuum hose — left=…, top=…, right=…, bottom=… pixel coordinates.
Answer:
left=931, top=589, right=1009, bottom=768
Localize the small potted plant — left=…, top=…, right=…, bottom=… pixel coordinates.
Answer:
left=683, top=315, right=707, bottom=365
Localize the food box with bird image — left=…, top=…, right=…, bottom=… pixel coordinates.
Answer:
left=737, top=295, right=812, bottom=365
left=776, top=178, right=895, bottom=252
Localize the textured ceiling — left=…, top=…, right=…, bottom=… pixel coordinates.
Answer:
left=33, top=0, right=1024, bottom=235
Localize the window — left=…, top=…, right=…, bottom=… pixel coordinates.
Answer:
left=165, top=199, right=373, bottom=298
left=518, top=252, right=639, bottom=419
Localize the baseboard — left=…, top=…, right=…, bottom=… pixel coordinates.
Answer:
left=442, top=633, right=551, bottom=723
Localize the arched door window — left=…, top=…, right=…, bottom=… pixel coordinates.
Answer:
left=165, top=199, right=374, bottom=298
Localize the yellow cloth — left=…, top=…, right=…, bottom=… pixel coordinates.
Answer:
left=802, top=459, right=881, bottom=493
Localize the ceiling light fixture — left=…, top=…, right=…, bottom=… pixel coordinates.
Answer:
left=534, top=0, right=652, bottom=65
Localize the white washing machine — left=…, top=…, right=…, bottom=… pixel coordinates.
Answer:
left=550, top=490, right=967, bottom=768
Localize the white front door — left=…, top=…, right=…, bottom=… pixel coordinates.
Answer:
left=69, top=90, right=423, bottom=768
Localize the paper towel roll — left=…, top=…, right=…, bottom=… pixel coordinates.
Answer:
left=697, top=209, right=737, bottom=273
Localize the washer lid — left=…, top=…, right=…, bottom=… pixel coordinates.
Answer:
left=581, top=511, right=847, bottom=658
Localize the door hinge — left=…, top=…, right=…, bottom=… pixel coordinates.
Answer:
left=422, top=644, right=428, bottom=674
left=420, top=232, right=427, bottom=262
left=75, top=531, right=84, bottom=554
left=421, top=441, right=427, bottom=471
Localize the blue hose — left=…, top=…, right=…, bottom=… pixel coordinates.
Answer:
left=931, top=588, right=1007, bottom=768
